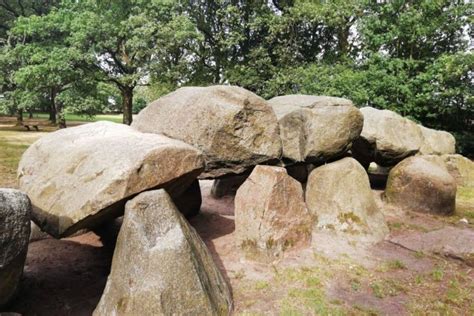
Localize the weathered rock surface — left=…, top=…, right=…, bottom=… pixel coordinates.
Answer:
left=306, top=158, right=388, bottom=244
left=418, top=125, right=456, bottom=155
left=268, top=95, right=363, bottom=163
left=352, top=107, right=424, bottom=167
left=390, top=227, right=474, bottom=266
left=18, top=121, right=204, bottom=238
left=442, top=155, right=474, bottom=187
left=421, top=154, right=474, bottom=188
left=94, top=190, right=232, bottom=315
left=235, top=166, right=312, bottom=254
left=385, top=156, right=457, bottom=215
left=210, top=174, right=248, bottom=198
left=132, top=85, right=282, bottom=178
left=0, top=189, right=31, bottom=307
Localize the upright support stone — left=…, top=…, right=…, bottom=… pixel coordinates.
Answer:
left=0, top=189, right=31, bottom=307
left=94, top=190, right=232, bottom=315
left=235, top=166, right=312, bottom=256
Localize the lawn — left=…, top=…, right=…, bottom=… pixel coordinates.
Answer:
left=32, top=113, right=123, bottom=123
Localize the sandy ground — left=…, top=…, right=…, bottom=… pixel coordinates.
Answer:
left=2, top=181, right=473, bottom=315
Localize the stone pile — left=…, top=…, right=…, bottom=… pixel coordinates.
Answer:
left=2, top=84, right=471, bottom=313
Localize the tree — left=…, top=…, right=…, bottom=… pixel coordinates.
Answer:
left=12, top=10, right=91, bottom=128
left=66, top=0, right=199, bottom=124
left=0, top=0, right=59, bottom=123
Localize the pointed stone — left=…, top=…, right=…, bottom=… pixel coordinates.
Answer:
left=235, top=166, right=312, bottom=255
left=94, top=189, right=232, bottom=315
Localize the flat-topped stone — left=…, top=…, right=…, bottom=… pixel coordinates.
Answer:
left=18, top=121, right=204, bottom=238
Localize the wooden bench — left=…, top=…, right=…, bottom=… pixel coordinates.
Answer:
left=20, top=120, right=50, bottom=131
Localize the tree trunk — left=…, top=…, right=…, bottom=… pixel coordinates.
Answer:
left=49, top=88, right=57, bottom=124
left=122, top=86, right=134, bottom=125
left=16, top=108, right=23, bottom=125
left=56, top=101, right=66, bottom=129
left=28, top=109, right=33, bottom=119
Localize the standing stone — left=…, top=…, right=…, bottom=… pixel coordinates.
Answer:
left=385, top=156, right=457, bottom=215
left=210, top=174, right=248, bottom=198
left=94, top=190, right=232, bottom=315
left=132, top=85, right=282, bottom=178
left=352, top=107, right=424, bottom=167
left=418, top=125, right=456, bottom=155
left=18, top=121, right=204, bottom=238
left=235, top=166, right=312, bottom=255
left=0, top=189, right=31, bottom=307
left=268, top=95, right=363, bottom=163
left=305, top=158, right=388, bottom=244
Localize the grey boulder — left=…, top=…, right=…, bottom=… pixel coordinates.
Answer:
left=94, top=189, right=232, bottom=315
left=306, top=158, right=388, bottom=244
left=18, top=121, right=204, bottom=238
left=132, top=85, right=282, bottom=178
left=352, top=107, right=424, bottom=167
left=385, top=156, right=457, bottom=215
left=418, top=125, right=456, bottom=155
left=235, top=166, right=312, bottom=255
left=268, top=95, right=363, bottom=163
left=0, top=189, right=31, bottom=307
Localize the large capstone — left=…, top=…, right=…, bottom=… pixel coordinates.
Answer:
left=18, top=121, right=204, bottom=238
left=385, top=156, right=457, bottom=215
left=131, top=85, right=282, bottom=178
left=0, top=189, right=31, bottom=307
left=305, top=158, right=388, bottom=244
left=94, top=190, right=232, bottom=315
left=418, top=125, right=456, bottom=155
left=235, top=166, right=312, bottom=255
left=268, top=95, right=363, bottom=163
left=352, top=107, right=424, bottom=167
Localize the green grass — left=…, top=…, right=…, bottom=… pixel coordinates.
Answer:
left=0, top=138, right=28, bottom=170
left=32, top=112, right=123, bottom=123
left=370, top=279, right=407, bottom=298
left=276, top=267, right=345, bottom=315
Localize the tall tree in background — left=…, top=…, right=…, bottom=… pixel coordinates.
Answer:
left=12, top=10, right=90, bottom=128
left=66, top=0, right=198, bottom=125
left=0, top=0, right=472, bottom=151
left=0, top=0, right=59, bottom=123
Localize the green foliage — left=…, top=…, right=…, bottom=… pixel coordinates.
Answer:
left=0, top=0, right=472, bottom=150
